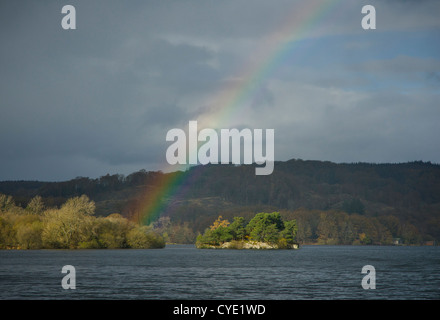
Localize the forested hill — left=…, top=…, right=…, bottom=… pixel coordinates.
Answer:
left=1, top=159, right=440, bottom=243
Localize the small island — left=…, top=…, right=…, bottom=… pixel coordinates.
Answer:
left=196, top=212, right=299, bottom=249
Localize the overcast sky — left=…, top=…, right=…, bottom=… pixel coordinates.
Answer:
left=1, top=0, right=439, bottom=181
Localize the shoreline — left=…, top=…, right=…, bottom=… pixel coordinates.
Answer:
left=195, top=240, right=300, bottom=250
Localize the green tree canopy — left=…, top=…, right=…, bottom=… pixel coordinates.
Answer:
left=247, top=212, right=284, bottom=243
left=196, top=212, right=298, bottom=248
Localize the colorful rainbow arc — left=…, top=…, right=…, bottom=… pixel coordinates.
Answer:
left=135, top=0, right=342, bottom=225
left=197, top=0, right=341, bottom=129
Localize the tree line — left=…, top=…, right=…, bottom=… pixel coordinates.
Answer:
left=1, top=159, right=439, bottom=242
left=0, top=194, right=164, bottom=249
left=283, top=209, right=422, bottom=245
left=0, top=192, right=429, bottom=247
left=1, top=158, right=439, bottom=246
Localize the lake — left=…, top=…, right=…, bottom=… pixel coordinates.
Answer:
left=0, top=245, right=439, bottom=300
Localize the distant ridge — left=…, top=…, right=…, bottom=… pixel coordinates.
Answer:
left=1, top=158, right=439, bottom=242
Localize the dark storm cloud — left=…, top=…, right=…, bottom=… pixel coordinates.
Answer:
left=0, top=0, right=439, bottom=180
left=0, top=1, right=224, bottom=180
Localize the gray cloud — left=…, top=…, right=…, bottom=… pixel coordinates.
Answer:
left=0, top=0, right=439, bottom=180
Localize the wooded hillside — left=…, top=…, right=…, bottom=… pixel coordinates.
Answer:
left=1, top=159, right=439, bottom=244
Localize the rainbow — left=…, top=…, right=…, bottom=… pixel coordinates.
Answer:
left=197, top=0, right=342, bottom=129
left=135, top=0, right=342, bottom=225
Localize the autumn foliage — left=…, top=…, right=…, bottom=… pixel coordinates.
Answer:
left=0, top=194, right=164, bottom=249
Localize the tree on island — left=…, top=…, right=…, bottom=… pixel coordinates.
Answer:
left=196, top=212, right=298, bottom=249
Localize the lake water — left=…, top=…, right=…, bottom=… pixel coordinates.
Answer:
left=0, top=245, right=439, bottom=300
